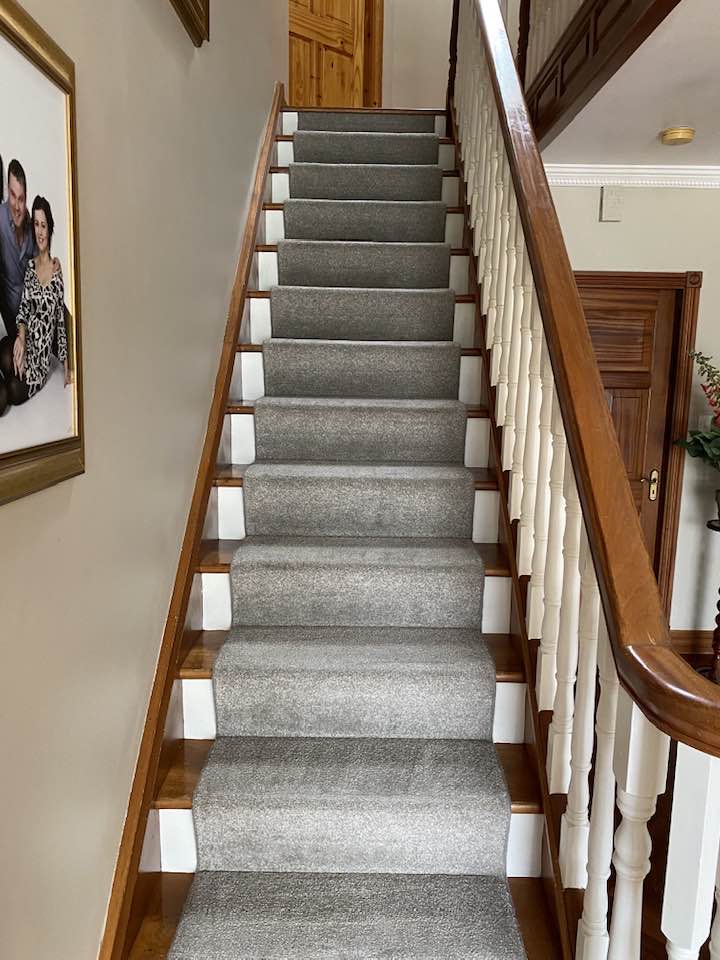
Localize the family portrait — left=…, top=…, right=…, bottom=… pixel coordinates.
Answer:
left=0, top=4, right=83, bottom=504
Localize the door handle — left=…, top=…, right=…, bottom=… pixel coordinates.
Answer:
left=640, top=468, right=660, bottom=502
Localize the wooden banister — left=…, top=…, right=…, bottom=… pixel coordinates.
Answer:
left=466, top=0, right=720, bottom=757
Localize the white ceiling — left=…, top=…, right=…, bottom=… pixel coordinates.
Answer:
left=542, top=0, right=720, bottom=166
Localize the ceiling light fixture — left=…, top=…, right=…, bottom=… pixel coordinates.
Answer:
left=660, top=127, right=696, bottom=146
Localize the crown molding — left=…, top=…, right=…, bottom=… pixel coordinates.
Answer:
left=544, top=163, right=720, bottom=189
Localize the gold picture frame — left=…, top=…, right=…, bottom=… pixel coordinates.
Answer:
left=0, top=0, right=84, bottom=506
left=170, top=0, right=210, bottom=46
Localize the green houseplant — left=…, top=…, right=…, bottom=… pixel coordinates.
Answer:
left=677, top=352, right=720, bottom=474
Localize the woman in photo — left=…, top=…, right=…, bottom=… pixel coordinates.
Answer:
left=0, top=153, right=6, bottom=416
left=0, top=195, right=69, bottom=406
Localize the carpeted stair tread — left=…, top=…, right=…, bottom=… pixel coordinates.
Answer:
left=230, top=536, right=484, bottom=628
left=297, top=110, right=438, bottom=133
left=254, top=396, right=468, bottom=463
left=214, top=625, right=495, bottom=739
left=269, top=286, right=456, bottom=341
left=193, top=736, right=510, bottom=875
left=262, top=339, right=461, bottom=399
left=283, top=198, right=448, bottom=242
left=168, top=871, right=526, bottom=959
left=294, top=130, right=439, bottom=165
left=277, top=239, right=450, bottom=289
left=289, top=162, right=443, bottom=201
left=243, top=461, right=475, bottom=538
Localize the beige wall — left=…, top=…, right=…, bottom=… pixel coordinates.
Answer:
left=0, top=1, right=287, bottom=958
left=383, top=0, right=453, bottom=108
left=551, top=185, right=720, bottom=630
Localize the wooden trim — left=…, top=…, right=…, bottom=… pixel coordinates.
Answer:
left=446, top=0, right=461, bottom=136
left=573, top=270, right=702, bottom=615
left=97, top=82, right=285, bottom=960
left=363, top=0, right=384, bottom=107
left=280, top=106, right=445, bottom=115
left=525, top=0, right=682, bottom=148
left=169, top=0, right=210, bottom=46
left=468, top=0, right=720, bottom=758
left=671, top=630, right=714, bottom=657
left=517, top=0, right=531, bottom=86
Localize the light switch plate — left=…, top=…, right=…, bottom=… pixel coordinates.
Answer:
left=600, top=186, right=623, bottom=222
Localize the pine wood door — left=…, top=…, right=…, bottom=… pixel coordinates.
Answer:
left=289, top=0, right=366, bottom=107
left=576, top=279, right=677, bottom=572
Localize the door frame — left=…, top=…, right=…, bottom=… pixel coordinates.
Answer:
left=574, top=270, right=702, bottom=615
left=364, top=0, right=384, bottom=107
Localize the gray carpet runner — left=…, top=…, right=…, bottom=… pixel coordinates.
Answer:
left=169, top=108, right=526, bottom=960
left=284, top=198, right=447, bottom=241
left=269, top=286, right=455, bottom=340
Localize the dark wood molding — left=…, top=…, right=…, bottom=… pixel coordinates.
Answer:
left=525, top=0, right=682, bottom=148
left=97, top=82, right=285, bottom=960
left=468, top=0, right=720, bottom=759
left=573, top=270, right=702, bottom=615
left=517, top=0, right=531, bottom=86
left=671, top=630, right=715, bottom=656
left=446, top=0, right=461, bottom=136
left=169, top=0, right=209, bottom=46
left=363, top=0, right=384, bottom=107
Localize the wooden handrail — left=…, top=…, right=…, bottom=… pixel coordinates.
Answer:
left=464, top=0, right=720, bottom=756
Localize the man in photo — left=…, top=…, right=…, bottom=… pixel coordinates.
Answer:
left=0, top=158, right=33, bottom=341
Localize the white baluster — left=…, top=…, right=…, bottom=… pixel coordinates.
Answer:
left=559, top=529, right=600, bottom=887
left=491, top=194, right=520, bottom=389
left=547, top=454, right=582, bottom=794
left=477, top=114, right=499, bottom=288
left=607, top=691, right=670, bottom=960
left=535, top=391, right=566, bottom=710
left=498, top=231, right=529, bottom=441
left=485, top=159, right=511, bottom=364
left=576, top=618, right=619, bottom=960
left=662, top=744, right=720, bottom=960
left=482, top=143, right=506, bottom=322
left=517, top=302, right=544, bottom=573
left=527, top=342, right=554, bottom=634
left=470, top=77, right=490, bottom=238
left=508, top=276, right=536, bottom=504
left=490, top=185, right=518, bottom=363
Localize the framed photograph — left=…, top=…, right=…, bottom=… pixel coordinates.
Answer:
left=0, top=0, right=83, bottom=506
left=170, top=0, right=210, bottom=46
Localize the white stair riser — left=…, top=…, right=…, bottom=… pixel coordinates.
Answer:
left=281, top=111, right=447, bottom=137
left=258, top=250, right=471, bottom=295
left=271, top=171, right=460, bottom=206
left=201, top=569, right=512, bottom=634
left=264, top=208, right=464, bottom=246
left=247, top=297, right=477, bottom=348
left=182, top=676, right=525, bottom=744
left=156, top=807, right=543, bottom=877
left=223, top=412, right=491, bottom=469
left=276, top=139, right=456, bottom=171
left=205, top=486, right=499, bottom=544
left=232, top=351, right=483, bottom=405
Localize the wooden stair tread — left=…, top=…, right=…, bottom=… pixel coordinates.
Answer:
left=196, top=538, right=510, bottom=576
left=246, top=289, right=477, bottom=302
left=179, top=630, right=523, bottom=683
left=154, top=740, right=538, bottom=813
left=256, top=243, right=470, bottom=255
left=128, top=874, right=560, bottom=960
left=213, top=464, right=496, bottom=491
left=270, top=166, right=461, bottom=176
left=262, top=201, right=464, bottom=212
left=274, top=134, right=455, bottom=145
left=510, top=878, right=564, bottom=960
left=236, top=341, right=481, bottom=357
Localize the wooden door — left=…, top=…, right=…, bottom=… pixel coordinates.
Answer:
left=289, top=0, right=366, bottom=108
left=576, top=279, right=677, bottom=574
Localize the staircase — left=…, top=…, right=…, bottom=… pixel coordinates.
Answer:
left=121, top=106, right=562, bottom=959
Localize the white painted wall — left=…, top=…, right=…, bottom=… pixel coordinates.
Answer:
left=0, top=1, right=287, bottom=958
left=551, top=184, right=720, bottom=630
left=383, top=0, right=454, bottom=108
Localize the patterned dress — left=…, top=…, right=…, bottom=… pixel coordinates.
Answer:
left=16, top=259, right=67, bottom=398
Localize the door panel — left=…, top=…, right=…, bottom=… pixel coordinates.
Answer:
left=578, top=283, right=676, bottom=571
left=289, top=0, right=366, bottom=107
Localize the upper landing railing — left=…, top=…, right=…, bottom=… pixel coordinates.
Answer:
left=450, top=1, right=720, bottom=957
